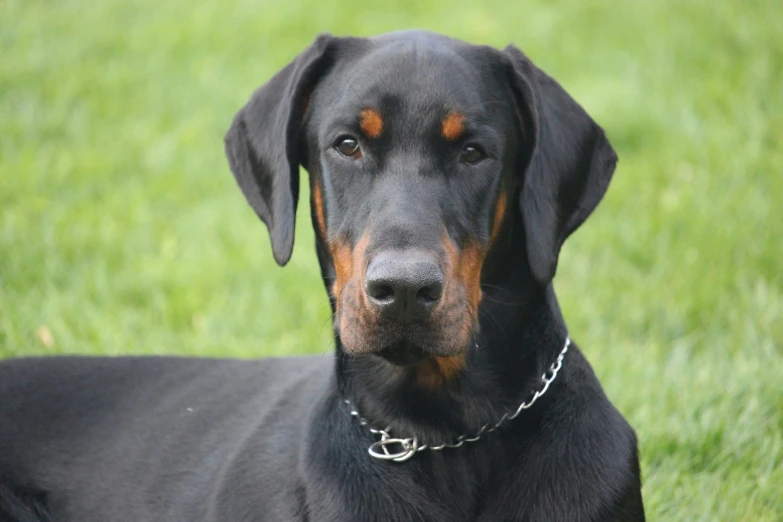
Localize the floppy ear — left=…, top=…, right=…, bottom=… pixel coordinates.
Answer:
left=225, top=34, right=335, bottom=266
left=504, top=45, right=618, bottom=284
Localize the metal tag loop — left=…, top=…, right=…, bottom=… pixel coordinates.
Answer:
left=368, top=434, right=418, bottom=462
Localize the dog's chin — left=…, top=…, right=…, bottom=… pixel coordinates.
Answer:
left=376, top=341, right=426, bottom=367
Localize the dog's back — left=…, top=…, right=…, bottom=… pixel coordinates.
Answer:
left=0, top=356, right=328, bottom=521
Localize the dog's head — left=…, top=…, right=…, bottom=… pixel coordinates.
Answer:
left=225, top=32, right=616, bottom=382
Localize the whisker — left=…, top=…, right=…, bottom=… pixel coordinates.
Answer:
left=463, top=99, right=513, bottom=113
left=480, top=284, right=529, bottom=307
left=349, top=85, right=368, bottom=108
left=479, top=294, right=524, bottom=307
left=473, top=301, right=505, bottom=336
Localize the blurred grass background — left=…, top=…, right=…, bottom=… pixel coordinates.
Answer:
left=1, top=0, right=781, bottom=519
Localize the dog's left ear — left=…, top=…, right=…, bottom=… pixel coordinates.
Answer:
left=504, top=45, right=618, bottom=284
left=225, top=34, right=336, bottom=266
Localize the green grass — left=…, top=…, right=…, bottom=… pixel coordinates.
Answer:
left=1, top=0, right=781, bottom=519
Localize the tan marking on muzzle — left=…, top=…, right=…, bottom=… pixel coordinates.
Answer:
left=458, top=241, right=485, bottom=313
left=312, top=181, right=327, bottom=240
left=441, top=231, right=486, bottom=321
left=334, top=234, right=377, bottom=353
left=333, top=234, right=371, bottom=340
left=330, top=239, right=352, bottom=302
left=414, top=232, right=488, bottom=388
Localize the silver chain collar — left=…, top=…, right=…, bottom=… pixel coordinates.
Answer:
left=344, top=336, right=571, bottom=462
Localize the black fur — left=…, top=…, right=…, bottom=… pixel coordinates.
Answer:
left=0, top=31, right=644, bottom=521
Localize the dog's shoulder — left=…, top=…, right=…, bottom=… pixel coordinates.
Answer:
left=479, top=344, right=644, bottom=521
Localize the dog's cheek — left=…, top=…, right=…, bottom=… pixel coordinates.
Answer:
left=489, top=190, right=508, bottom=247
left=437, top=290, right=474, bottom=351
left=338, top=289, right=379, bottom=354
left=338, top=286, right=361, bottom=352
left=440, top=231, right=486, bottom=325
left=337, top=234, right=372, bottom=353
left=459, top=241, right=485, bottom=314
left=312, top=181, right=328, bottom=240
left=329, top=239, right=352, bottom=302
left=352, top=233, right=371, bottom=312
left=429, top=232, right=484, bottom=371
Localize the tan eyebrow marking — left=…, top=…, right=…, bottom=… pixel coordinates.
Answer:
left=441, top=111, right=465, bottom=141
left=359, top=109, right=383, bottom=138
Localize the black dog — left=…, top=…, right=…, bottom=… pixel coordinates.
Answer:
left=0, top=31, right=645, bottom=521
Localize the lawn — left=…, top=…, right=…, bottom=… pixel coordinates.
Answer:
left=1, top=0, right=781, bottom=519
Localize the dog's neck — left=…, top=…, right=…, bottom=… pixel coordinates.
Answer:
left=332, top=239, right=570, bottom=445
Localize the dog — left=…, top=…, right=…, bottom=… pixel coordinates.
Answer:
left=0, top=31, right=645, bottom=521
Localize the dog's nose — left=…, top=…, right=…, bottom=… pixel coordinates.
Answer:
left=365, top=251, right=444, bottom=320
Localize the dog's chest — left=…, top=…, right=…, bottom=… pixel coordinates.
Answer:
left=303, top=440, right=523, bottom=522
left=302, top=421, right=635, bottom=522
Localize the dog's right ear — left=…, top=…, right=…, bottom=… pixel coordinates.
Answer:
left=504, top=45, right=618, bottom=285
left=225, top=34, right=335, bottom=266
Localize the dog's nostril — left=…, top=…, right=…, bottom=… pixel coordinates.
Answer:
left=368, top=283, right=395, bottom=302
left=416, top=285, right=442, bottom=305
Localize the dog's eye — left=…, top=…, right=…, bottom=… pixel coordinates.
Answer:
left=461, top=145, right=485, bottom=165
left=335, top=137, right=361, bottom=158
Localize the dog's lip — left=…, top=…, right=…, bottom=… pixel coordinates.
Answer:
left=339, top=315, right=473, bottom=358
left=376, top=341, right=426, bottom=366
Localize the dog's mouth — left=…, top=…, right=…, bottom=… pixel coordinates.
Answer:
left=339, top=314, right=475, bottom=385
left=377, top=341, right=426, bottom=366
left=339, top=315, right=472, bottom=358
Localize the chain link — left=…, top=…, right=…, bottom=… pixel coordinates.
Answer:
left=345, top=336, right=571, bottom=462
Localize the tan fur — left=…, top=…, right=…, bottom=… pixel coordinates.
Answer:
left=312, top=182, right=327, bottom=240
left=417, top=355, right=467, bottom=388
left=359, top=109, right=383, bottom=138
left=412, top=231, right=488, bottom=387
left=330, top=239, right=352, bottom=302
left=489, top=190, right=507, bottom=246
left=334, top=234, right=373, bottom=351
left=441, top=111, right=465, bottom=141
